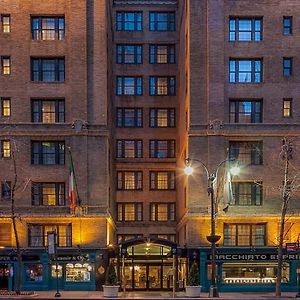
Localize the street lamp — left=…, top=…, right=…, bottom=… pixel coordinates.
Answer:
left=184, top=158, right=240, bottom=298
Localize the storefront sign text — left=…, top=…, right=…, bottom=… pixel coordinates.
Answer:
left=208, top=253, right=300, bottom=261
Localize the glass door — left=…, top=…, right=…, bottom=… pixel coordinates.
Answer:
left=148, top=265, right=161, bottom=289
left=0, top=265, right=8, bottom=290
left=134, top=265, right=147, bottom=289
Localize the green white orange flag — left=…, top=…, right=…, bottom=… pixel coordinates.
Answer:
left=69, top=156, right=75, bottom=210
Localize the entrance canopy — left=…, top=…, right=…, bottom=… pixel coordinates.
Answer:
left=120, top=237, right=177, bottom=257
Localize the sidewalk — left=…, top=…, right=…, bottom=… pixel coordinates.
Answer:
left=0, top=291, right=297, bottom=300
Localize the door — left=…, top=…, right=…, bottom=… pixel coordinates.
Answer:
left=148, top=265, right=161, bottom=289
left=50, top=264, right=64, bottom=290
left=133, top=265, right=147, bottom=289
left=0, top=264, right=9, bottom=290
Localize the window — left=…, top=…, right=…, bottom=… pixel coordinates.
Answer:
left=229, top=18, right=262, bottom=41
left=117, top=44, right=142, bottom=64
left=149, top=44, right=175, bottom=64
left=283, top=99, right=292, bottom=117
left=149, top=234, right=176, bottom=242
left=31, top=58, right=65, bottom=82
left=1, top=98, right=10, bottom=117
left=1, top=57, right=10, bottom=75
left=66, top=264, right=92, bottom=282
left=31, top=99, right=65, bottom=123
left=28, top=224, right=72, bottom=247
left=31, top=141, right=65, bottom=165
left=229, top=141, right=262, bottom=165
left=149, top=12, right=175, bottom=31
left=116, top=108, right=142, bottom=128
left=231, top=182, right=262, bottom=206
left=1, top=140, right=10, bottom=158
left=25, top=264, right=43, bottom=282
left=229, top=100, right=262, bottom=123
left=150, top=171, right=175, bottom=190
left=149, top=108, right=175, bottom=127
left=116, top=140, right=143, bottom=158
left=224, top=224, right=266, bottom=246
left=1, top=15, right=10, bottom=33
left=117, top=203, right=143, bottom=221
left=117, top=76, right=142, bottom=96
left=117, top=171, right=142, bottom=190
left=0, top=223, right=11, bottom=246
left=116, top=11, right=142, bottom=31
left=1, top=182, right=11, bottom=200
left=150, top=203, right=175, bottom=221
left=150, top=140, right=175, bottom=158
left=150, top=76, right=175, bottom=96
left=283, top=58, right=293, bottom=77
left=32, top=182, right=65, bottom=206
left=32, top=17, right=65, bottom=40
left=229, top=59, right=262, bottom=83
left=283, top=16, right=292, bottom=35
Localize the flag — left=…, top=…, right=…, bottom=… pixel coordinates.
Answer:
left=69, top=156, right=75, bottom=210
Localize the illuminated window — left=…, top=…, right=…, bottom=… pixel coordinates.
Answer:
left=1, top=57, right=10, bottom=75
left=1, top=182, right=11, bottom=200
left=116, top=108, right=142, bottom=128
left=31, top=141, right=65, bottom=165
left=117, top=44, right=142, bottom=64
left=150, top=171, right=175, bottom=190
left=25, top=264, right=43, bottom=282
left=1, top=98, right=10, bottom=117
left=149, top=76, right=175, bottom=96
left=149, top=12, right=175, bottom=31
left=116, top=76, right=143, bottom=96
left=117, top=203, right=143, bottom=221
left=229, top=141, right=262, bottom=165
left=32, top=182, right=65, bottom=206
left=149, top=234, right=176, bottom=242
left=116, top=11, right=142, bottom=31
left=150, top=140, right=175, bottom=158
left=1, top=140, right=10, bottom=158
left=283, top=99, right=292, bottom=117
left=117, top=171, right=142, bottom=190
left=150, top=203, right=175, bottom=221
left=117, top=234, right=143, bottom=243
left=116, top=140, right=142, bottom=158
left=32, top=17, right=64, bottom=40
left=66, top=263, right=92, bottom=282
left=28, top=224, right=72, bottom=247
left=31, top=58, right=65, bottom=82
left=229, top=59, right=262, bottom=83
left=224, top=223, right=266, bottom=246
left=229, top=99, right=262, bottom=123
left=0, top=223, right=11, bottom=246
left=1, top=15, right=10, bottom=33
left=229, top=18, right=262, bottom=41
left=31, top=99, right=65, bottom=123
left=149, top=45, right=175, bottom=64
left=149, top=108, right=175, bottom=128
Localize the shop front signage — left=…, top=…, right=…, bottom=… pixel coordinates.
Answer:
left=56, top=254, right=89, bottom=262
left=208, top=253, right=300, bottom=261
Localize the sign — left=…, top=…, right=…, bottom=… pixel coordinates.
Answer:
left=48, top=232, right=56, bottom=255
left=56, top=254, right=89, bottom=262
left=208, top=253, right=300, bottom=261
left=286, top=242, right=298, bottom=252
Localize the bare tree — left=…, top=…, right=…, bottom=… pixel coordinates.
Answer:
left=276, top=138, right=294, bottom=297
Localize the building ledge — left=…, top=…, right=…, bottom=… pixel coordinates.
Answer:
left=114, top=0, right=177, bottom=5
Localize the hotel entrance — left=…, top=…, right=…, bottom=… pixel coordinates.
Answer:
left=119, top=237, right=186, bottom=291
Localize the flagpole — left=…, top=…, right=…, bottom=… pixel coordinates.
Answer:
left=68, top=147, right=81, bottom=207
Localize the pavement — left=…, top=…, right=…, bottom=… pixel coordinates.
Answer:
left=0, top=291, right=298, bottom=300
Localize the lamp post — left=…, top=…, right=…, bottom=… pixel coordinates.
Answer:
left=184, top=158, right=239, bottom=298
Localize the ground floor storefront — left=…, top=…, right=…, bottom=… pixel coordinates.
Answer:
left=198, top=247, right=300, bottom=292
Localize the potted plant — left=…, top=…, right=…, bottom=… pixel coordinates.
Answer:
left=185, top=261, right=201, bottom=297
left=103, top=263, right=120, bottom=298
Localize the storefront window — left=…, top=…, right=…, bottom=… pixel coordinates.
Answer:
left=66, top=263, right=92, bottom=282
left=51, top=265, right=63, bottom=278
left=221, top=263, right=289, bottom=284
left=25, top=264, right=43, bottom=282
